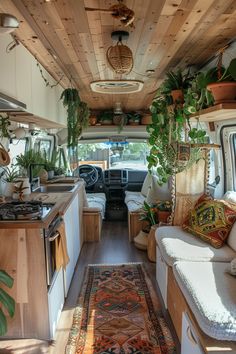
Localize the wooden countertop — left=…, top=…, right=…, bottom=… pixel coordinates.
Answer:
left=0, top=181, right=85, bottom=229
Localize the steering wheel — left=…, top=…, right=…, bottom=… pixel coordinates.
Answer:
left=73, top=164, right=99, bottom=187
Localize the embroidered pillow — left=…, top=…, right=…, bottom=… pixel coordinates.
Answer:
left=183, top=195, right=236, bottom=248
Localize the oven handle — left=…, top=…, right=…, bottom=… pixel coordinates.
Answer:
left=48, top=231, right=60, bottom=242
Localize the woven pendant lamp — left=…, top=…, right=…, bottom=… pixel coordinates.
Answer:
left=107, top=31, right=133, bottom=75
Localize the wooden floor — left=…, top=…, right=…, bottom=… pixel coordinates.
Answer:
left=0, top=221, right=180, bottom=354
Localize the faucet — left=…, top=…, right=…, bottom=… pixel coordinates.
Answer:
left=29, top=163, right=46, bottom=192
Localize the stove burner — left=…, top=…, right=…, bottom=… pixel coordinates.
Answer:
left=0, top=201, right=55, bottom=221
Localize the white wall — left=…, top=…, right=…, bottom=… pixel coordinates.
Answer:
left=0, top=34, right=67, bottom=126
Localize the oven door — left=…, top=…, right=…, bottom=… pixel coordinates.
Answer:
left=44, top=215, right=63, bottom=287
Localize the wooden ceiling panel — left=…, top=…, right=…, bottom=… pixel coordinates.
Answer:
left=1, top=0, right=236, bottom=112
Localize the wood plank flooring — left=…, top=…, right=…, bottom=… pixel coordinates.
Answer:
left=0, top=221, right=180, bottom=354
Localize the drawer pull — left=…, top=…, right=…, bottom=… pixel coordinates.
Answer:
left=187, top=325, right=198, bottom=345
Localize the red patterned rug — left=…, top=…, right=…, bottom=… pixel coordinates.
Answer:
left=66, top=263, right=176, bottom=354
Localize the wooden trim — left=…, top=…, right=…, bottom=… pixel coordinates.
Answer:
left=190, top=103, right=236, bottom=122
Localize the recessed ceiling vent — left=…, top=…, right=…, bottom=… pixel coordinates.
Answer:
left=90, top=80, right=144, bottom=94
left=0, top=13, right=19, bottom=34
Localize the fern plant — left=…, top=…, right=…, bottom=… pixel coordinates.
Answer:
left=0, top=270, right=15, bottom=336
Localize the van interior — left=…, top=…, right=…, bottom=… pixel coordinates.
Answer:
left=0, top=1, right=236, bottom=354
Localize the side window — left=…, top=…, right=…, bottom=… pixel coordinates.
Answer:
left=33, top=139, right=52, bottom=159
left=8, top=138, right=27, bottom=167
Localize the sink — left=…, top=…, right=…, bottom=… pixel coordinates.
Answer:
left=34, top=185, right=76, bottom=193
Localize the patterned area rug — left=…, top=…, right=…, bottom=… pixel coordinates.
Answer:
left=66, top=263, right=176, bottom=354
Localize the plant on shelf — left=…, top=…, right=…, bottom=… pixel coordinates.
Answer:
left=98, top=111, right=113, bottom=125
left=60, top=88, right=90, bottom=148
left=0, top=166, right=19, bottom=197
left=206, top=55, right=236, bottom=105
left=0, top=269, right=15, bottom=336
left=127, top=111, right=142, bottom=125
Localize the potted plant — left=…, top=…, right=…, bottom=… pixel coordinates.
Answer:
left=60, top=88, right=90, bottom=148
left=98, top=111, right=113, bottom=125
left=156, top=200, right=172, bottom=223
left=0, top=166, right=19, bottom=197
left=0, top=269, right=15, bottom=336
left=127, top=112, right=142, bottom=125
left=16, top=149, right=45, bottom=177
left=159, top=68, right=192, bottom=103
left=206, top=58, right=236, bottom=104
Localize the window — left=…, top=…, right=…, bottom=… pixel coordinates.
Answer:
left=77, top=142, right=149, bottom=170
left=8, top=138, right=27, bottom=168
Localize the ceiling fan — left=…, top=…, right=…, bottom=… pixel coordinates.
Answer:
left=85, top=0, right=135, bottom=28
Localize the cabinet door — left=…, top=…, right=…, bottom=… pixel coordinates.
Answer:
left=156, top=245, right=168, bottom=308
left=64, top=194, right=80, bottom=296
left=48, top=268, right=64, bottom=339
left=181, top=312, right=204, bottom=354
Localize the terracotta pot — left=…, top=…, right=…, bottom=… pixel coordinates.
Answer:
left=207, top=82, right=236, bottom=104
left=158, top=210, right=171, bottom=223
left=141, top=115, right=152, bottom=125
left=171, top=89, right=184, bottom=104
left=89, top=116, right=97, bottom=126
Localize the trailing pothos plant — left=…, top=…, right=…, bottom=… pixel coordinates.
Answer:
left=147, top=85, right=208, bottom=185
left=60, top=88, right=90, bottom=149
left=0, top=270, right=15, bottom=336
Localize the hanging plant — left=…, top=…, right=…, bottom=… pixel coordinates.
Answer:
left=0, top=114, right=11, bottom=139
left=60, top=88, right=90, bottom=148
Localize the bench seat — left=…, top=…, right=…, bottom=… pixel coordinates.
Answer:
left=173, top=261, right=236, bottom=341
left=156, top=226, right=236, bottom=266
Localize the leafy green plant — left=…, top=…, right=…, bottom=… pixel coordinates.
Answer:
left=98, top=111, right=113, bottom=123
left=0, top=115, right=11, bottom=139
left=60, top=88, right=90, bottom=148
left=217, top=58, right=236, bottom=82
left=140, top=201, right=158, bottom=227
left=0, top=270, right=15, bottom=336
left=159, top=68, right=192, bottom=94
left=127, top=111, right=142, bottom=124
left=16, top=149, right=45, bottom=177
left=0, top=166, right=19, bottom=183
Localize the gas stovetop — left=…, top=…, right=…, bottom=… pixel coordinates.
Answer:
left=0, top=201, right=55, bottom=221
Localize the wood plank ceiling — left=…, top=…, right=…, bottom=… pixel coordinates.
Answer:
left=0, top=0, right=236, bottom=112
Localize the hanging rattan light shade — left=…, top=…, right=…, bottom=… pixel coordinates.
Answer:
left=107, top=37, right=133, bottom=75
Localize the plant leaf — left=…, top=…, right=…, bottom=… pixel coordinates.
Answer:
left=0, top=288, right=15, bottom=317
left=0, top=308, right=7, bottom=336
left=0, top=270, right=13, bottom=288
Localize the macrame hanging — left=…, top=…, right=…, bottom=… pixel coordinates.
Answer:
left=107, top=31, right=133, bottom=75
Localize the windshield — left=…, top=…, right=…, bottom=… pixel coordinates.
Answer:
left=77, top=142, right=149, bottom=170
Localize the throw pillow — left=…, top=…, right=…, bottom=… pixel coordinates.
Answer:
left=141, top=173, right=152, bottom=197
left=146, top=175, right=172, bottom=204
left=183, top=195, right=236, bottom=248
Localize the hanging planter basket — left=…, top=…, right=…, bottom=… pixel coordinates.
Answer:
left=107, top=41, right=133, bottom=75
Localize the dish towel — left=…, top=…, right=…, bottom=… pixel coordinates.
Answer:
left=55, top=221, right=70, bottom=270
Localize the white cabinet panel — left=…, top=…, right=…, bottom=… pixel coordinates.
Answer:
left=64, top=194, right=80, bottom=296
left=156, top=245, right=168, bottom=308
left=48, top=268, right=64, bottom=339
left=181, top=312, right=204, bottom=354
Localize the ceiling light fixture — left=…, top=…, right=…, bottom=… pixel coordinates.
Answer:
left=0, top=13, right=19, bottom=34
left=90, top=80, right=144, bottom=94
left=107, top=31, right=133, bottom=75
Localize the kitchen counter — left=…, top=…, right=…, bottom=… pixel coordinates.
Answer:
left=0, top=181, right=85, bottom=229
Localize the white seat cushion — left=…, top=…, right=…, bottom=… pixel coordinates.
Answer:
left=155, top=226, right=236, bottom=266
left=86, top=193, right=106, bottom=219
left=173, top=261, right=236, bottom=341
left=125, top=191, right=145, bottom=212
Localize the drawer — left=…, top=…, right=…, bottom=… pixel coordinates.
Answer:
left=181, top=312, right=204, bottom=354
left=156, top=245, right=168, bottom=307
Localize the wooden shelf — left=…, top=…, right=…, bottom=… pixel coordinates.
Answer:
left=190, top=103, right=236, bottom=122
